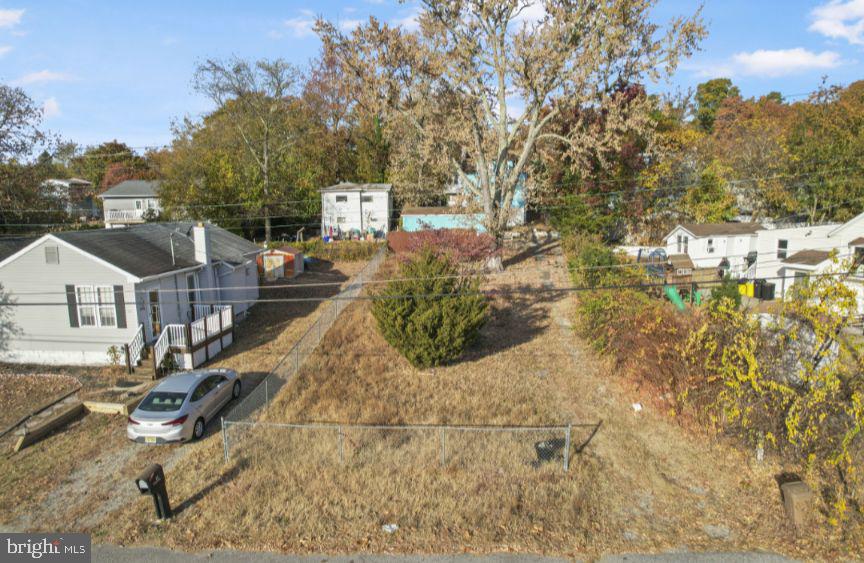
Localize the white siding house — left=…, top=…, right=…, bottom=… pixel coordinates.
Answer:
left=41, top=178, right=99, bottom=219
left=100, top=180, right=162, bottom=228
left=753, top=213, right=864, bottom=305
left=664, top=223, right=763, bottom=274
left=0, top=222, right=261, bottom=368
left=320, top=182, right=392, bottom=239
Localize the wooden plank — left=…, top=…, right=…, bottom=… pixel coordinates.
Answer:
left=0, top=385, right=82, bottom=440
left=13, top=401, right=86, bottom=453
left=82, top=401, right=128, bottom=415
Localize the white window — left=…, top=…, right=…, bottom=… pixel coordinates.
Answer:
left=135, top=200, right=143, bottom=210
left=76, top=285, right=116, bottom=328
left=778, top=239, right=788, bottom=260
left=335, top=195, right=348, bottom=203
left=361, top=195, right=373, bottom=203
left=146, top=199, right=157, bottom=209
left=707, top=238, right=714, bottom=254
left=336, top=217, right=346, bottom=224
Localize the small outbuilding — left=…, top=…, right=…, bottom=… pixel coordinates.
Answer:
left=257, top=246, right=304, bottom=281
left=320, top=182, right=392, bottom=240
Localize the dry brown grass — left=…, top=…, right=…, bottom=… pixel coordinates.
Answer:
left=89, top=246, right=862, bottom=558
left=0, top=259, right=367, bottom=534
left=0, top=372, right=80, bottom=428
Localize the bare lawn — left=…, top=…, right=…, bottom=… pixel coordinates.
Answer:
left=0, top=258, right=366, bottom=534
left=93, top=245, right=854, bottom=559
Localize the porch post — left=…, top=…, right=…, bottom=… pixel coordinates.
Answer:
left=124, top=343, right=132, bottom=374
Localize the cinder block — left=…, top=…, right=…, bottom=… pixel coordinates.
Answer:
left=781, top=480, right=813, bottom=528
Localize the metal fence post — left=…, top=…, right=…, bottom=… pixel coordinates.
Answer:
left=563, top=424, right=571, bottom=472
left=439, top=427, right=446, bottom=466
left=221, top=417, right=229, bottom=463
left=294, top=345, right=299, bottom=374
left=264, top=377, right=269, bottom=409
left=338, top=425, right=345, bottom=464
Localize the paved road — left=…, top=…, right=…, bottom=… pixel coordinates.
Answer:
left=93, top=545, right=797, bottom=563
left=93, top=546, right=571, bottom=563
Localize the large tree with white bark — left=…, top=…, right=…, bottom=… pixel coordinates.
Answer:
left=317, top=0, right=704, bottom=258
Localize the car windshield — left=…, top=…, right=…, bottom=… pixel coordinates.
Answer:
left=137, top=391, right=187, bottom=412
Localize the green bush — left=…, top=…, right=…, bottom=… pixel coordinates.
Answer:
left=372, top=250, right=488, bottom=368
left=709, top=274, right=742, bottom=309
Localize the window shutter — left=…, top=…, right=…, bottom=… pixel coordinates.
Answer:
left=114, top=285, right=127, bottom=329
left=66, top=285, right=79, bottom=328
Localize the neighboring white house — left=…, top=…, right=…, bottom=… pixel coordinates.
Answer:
left=664, top=223, right=763, bottom=274
left=0, top=222, right=262, bottom=368
left=665, top=213, right=864, bottom=311
left=41, top=178, right=99, bottom=219
left=752, top=213, right=864, bottom=305
left=320, top=182, right=392, bottom=239
left=100, top=180, right=162, bottom=228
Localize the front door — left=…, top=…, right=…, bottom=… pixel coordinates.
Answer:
left=148, top=290, right=162, bottom=340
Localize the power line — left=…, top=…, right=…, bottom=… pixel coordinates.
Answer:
left=1, top=271, right=855, bottom=307
left=8, top=243, right=860, bottom=296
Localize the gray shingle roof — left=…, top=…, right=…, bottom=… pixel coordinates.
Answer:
left=44, top=223, right=261, bottom=279
left=678, top=222, right=764, bottom=237
left=319, top=182, right=391, bottom=193
left=0, top=237, right=38, bottom=262
left=53, top=229, right=199, bottom=278
left=782, top=250, right=832, bottom=266
left=99, top=180, right=161, bottom=198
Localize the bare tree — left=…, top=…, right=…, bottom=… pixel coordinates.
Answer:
left=318, top=0, right=704, bottom=266
left=193, top=58, right=301, bottom=243
left=0, top=84, right=45, bottom=161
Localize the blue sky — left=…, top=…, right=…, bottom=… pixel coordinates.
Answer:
left=1, top=0, right=863, bottom=150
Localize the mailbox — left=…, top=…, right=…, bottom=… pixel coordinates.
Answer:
left=134, top=463, right=172, bottom=519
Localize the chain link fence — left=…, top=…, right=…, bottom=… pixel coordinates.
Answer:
left=220, top=245, right=590, bottom=472
left=223, top=421, right=586, bottom=471
left=222, top=245, right=386, bottom=425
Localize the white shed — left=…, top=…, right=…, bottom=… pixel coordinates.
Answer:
left=320, top=182, right=392, bottom=239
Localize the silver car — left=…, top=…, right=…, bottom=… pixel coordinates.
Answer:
left=127, top=368, right=241, bottom=444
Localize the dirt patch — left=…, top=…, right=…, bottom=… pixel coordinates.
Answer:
left=0, top=372, right=80, bottom=429
left=0, top=259, right=368, bottom=535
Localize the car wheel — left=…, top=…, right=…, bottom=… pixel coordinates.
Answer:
left=193, top=417, right=205, bottom=440
left=232, top=381, right=241, bottom=399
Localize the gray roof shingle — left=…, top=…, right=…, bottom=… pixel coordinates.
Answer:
left=99, top=180, right=161, bottom=198
left=782, top=250, right=832, bottom=266
left=679, top=223, right=764, bottom=237
left=40, top=223, right=261, bottom=279
left=0, top=237, right=38, bottom=262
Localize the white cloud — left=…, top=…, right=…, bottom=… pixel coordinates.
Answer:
left=513, top=1, right=545, bottom=25
left=732, top=48, right=841, bottom=77
left=393, top=8, right=420, bottom=32
left=42, top=97, right=60, bottom=118
left=11, top=70, right=75, bottom=86
left=0, top=8, right=24, bottom=28
left=0, top=45, right=11, bottom=57
left=339, top=18, right=363, bottom=31
left=686, top=48, right=842, bottom=79
left=810, top=0, right=864, bottom=45
left=283, top=15, right=316, bottom=38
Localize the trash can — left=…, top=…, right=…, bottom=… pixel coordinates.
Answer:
left=754, top=279, right=766, bottom=299
left=745, top=282, right=755, bottom=298
left=762, top=283, right=776, bottom=301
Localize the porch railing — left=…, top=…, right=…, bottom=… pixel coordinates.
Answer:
left=106, top=209, right=146, bottom=222
left=151, top=305, right=234, bottom=376
left=124, top=324, right=145, bottom=374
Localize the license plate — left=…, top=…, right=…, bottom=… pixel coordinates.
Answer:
left=145, top=436, right=157, bottom=444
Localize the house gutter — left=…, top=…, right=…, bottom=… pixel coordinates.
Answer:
left=138, top=264, right=204, bottom=284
